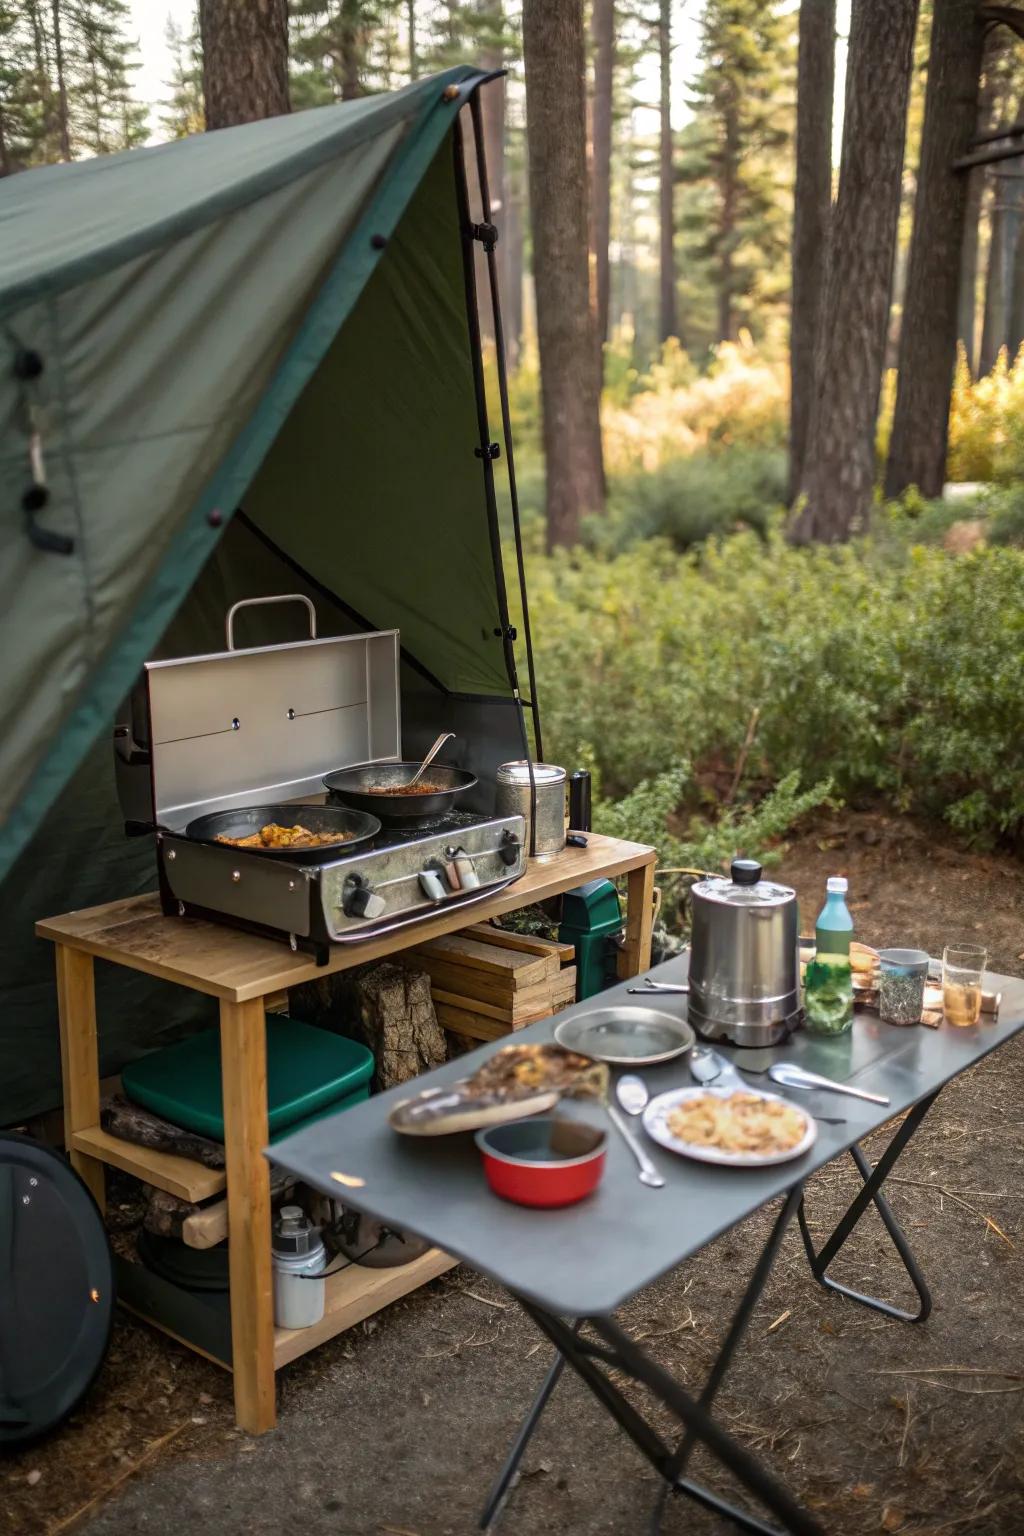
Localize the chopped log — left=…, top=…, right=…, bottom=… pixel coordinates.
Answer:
left=144, top=1186, right=200, bottom=1240
left=290, top=962, right=446, bottom=1091
left=181, top=1163, right=295, bottom=1250
left=102, top=1095, right=225, bottom=1168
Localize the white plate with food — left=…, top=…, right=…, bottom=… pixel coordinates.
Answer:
left=642, top=1085, right=817, bottom=1167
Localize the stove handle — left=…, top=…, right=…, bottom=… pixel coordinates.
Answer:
left=225, top=594, right=317, bottom=651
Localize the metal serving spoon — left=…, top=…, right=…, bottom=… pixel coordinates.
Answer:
left=767, top=1062, right=890, bottom=1106
left=406, top=731, right=456, bottom=787
left=691, top=1048, right=847, bottom=1124
left=611, top=1076, right=664, bottom=1188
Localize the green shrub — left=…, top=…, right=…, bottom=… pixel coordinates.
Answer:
left=527, top=529, right=1024, bottom=845
left=594, top=764, right=832, bottom=926
left=589, top=447, right=786, bottom=553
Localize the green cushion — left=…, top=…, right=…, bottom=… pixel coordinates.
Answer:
left=122, top=1016, right=374, bottom=1142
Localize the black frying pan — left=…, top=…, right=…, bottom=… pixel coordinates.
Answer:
left=323, top=762, right=477, bottom=821
left=184, top=802, right=381, bottom=863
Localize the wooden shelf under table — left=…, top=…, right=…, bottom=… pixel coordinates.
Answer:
left=70, top=1125, right=227, bottom=1202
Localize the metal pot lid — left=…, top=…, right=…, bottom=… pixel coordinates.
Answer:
left=692, top=858, right=795, bottom=907
left=496, top=761, right=567, bottom=785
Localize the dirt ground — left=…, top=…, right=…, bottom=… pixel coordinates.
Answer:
left=3, top=810, right=1023, bottom=1536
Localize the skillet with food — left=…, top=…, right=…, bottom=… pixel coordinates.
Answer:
left=184, top=803, right=381, bottom=863
left=323, top=762, right=477, bottom=821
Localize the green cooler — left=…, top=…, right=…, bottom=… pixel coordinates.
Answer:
left=122, top=1016, right=374, bottom=1144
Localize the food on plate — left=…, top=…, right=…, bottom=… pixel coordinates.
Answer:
left=666, top=1091, right=807, bottom=1156
left=850, top=942, right=879, bottom=975
left=215, top=822, right=350, bottom=850
left=389, top=1044, right=609, bottom=1135
left=465, top=1042, right=609, bottom=1100
left=362, top=780, right=445, bottom=796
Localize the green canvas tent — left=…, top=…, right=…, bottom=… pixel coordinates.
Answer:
left=0, top=67, right=541, bottom=1124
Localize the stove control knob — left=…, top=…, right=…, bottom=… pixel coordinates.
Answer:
left=498, top=830, right=521, bottom=868
left=419, top=868, right=447, bottom=902
left=343, top=875, right=386, bottom=920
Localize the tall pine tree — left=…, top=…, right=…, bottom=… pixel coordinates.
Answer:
left=162, top=12, right=204, bottom=138
left=679, top=0, right=796, bottom=344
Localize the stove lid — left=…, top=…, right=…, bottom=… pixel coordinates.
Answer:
left=146, top=601, right=401, bottom=830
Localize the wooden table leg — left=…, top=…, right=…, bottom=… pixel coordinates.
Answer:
left=620, top=859, right=656, bottom=978
left=55, top=944, right=106, bottom=1212
left=220, top=998, right=276, bottom=1434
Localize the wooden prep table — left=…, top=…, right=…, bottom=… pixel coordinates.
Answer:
left=37, top=832, right=656, bottom=1434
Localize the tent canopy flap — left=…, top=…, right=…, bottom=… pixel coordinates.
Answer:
left=0, top=68, right=535, bottom=1123
left=0, top=65, right=516, bottom=883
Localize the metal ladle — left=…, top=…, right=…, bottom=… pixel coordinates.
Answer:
left=405, top=731, right=456, bottom=787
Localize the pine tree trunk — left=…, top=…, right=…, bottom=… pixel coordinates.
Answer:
left=50, top=0, right=71, bottom=161
left=789, top=0, right=835, bottom=504
left=505, top=159, right=524, bottom=368
left=0, top=107, right=10, bottom=176
left=979, top=185, right=1009, bottom=374
left=884, top=0, right=985, bottom=500
left=658, top=0, right=677, bottom=343
left=958, top=166, right=984, bottom=369
left=591, top=0, right=614, bottom=353
left=407, top=0, right=418, bottom=78
left=718, top=94, right=739, bottom=342
left=964, top=57, right=1000, bottom=371
left=477, top=9, right=506, bottom=346
left=339, top=0, right=362, bottom=100
left=523, top=0, right=605, bottom=550
left=792, top=0, right=919, bottom=544
left=199, top=0, right=290, bottom=129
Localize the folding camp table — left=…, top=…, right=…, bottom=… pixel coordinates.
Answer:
left=272, top=954, right=1024, bottom=1535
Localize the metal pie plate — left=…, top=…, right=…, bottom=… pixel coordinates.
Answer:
left=554, top=1006, right=696, bottom=1066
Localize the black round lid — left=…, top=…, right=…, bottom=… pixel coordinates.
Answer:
left=0, top=1133, right=114, bottom=1448
left=730, top=858, right=763, bottom=886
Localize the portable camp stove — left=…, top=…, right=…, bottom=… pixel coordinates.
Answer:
left=116, top=597, right=527, bottom=960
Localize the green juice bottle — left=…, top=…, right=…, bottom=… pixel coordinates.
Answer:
left=804, top=876, right=854, bottom=1036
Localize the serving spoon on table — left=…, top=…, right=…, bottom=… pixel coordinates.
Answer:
left=689, top=1047, right=848, bottom=1124
left=610, top=1076, right=664, bottom=1188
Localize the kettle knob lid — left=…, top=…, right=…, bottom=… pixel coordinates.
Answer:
left=731, top=858, right=762, bottom=886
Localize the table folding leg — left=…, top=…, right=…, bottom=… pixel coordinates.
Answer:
left=797, top=1089, right=940, bottom=1324
left=481, top=1187, right=825, bottom=1536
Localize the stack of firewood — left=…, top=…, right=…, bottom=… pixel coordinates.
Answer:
left=402, top=923, right=577, bottom=1042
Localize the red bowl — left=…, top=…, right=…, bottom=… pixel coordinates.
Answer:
left=475, top=1118, right=607, bottom=1208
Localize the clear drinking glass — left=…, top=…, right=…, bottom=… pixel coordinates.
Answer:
left=942, top=943, right=987, bottom=1027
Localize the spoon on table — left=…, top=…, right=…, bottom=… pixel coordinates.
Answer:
left=405, top=731, right=456, bottom=787
left=691, top=1048, right=848, bottom=1124
left=767, top=1062, right=890, bottom=1106
left=610, top=1076, right=664, bottom=1188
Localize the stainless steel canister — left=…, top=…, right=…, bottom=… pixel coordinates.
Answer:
left=687, top=858, right=800, bottom=1048
left=495, top=762, right=567, bottom=860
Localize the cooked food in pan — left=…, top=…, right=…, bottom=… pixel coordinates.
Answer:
left=360, top=780, right=446, bottom=796
left=215, top=822, right=353, bottom=850
left=665, top=1091, right=807, bottom=1156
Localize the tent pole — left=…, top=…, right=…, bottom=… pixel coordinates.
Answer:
left=466, top=85, right=545, bottom=764
left=452, top=113, right=539, bottom=855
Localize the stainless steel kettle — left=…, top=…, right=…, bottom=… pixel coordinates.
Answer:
left=688, top=859, right=800, bottom=1048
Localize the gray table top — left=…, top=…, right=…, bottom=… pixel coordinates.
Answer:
left=271, top=953, right=1024, bottom=1317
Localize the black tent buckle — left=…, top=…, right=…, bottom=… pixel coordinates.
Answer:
left=475, top=442, right=501, bottom=460
left=470, top=221, right=499, bottom=252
